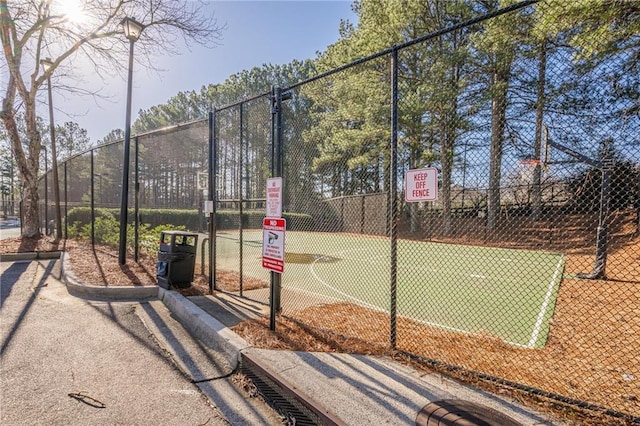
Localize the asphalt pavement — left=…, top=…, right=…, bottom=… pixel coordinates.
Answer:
left=0, top=225, right=21, bottom=240
left=0, top=259, right=282, bottom=425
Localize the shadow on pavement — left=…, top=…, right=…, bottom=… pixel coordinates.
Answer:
left=1, top=260, right=54, bottom=353
left=1, top=262, right=30, bottom=308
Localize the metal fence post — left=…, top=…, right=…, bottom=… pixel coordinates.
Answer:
left=90, top=149, right=95, bottom=245
left=64, top=161, right=68, bottom=239
left=134, top=136, right=140, bottom=262
left=269, top=86, right=285, bottom=331
left=208, top=109, right=217, bottom=294
left=44, top=149, right=48, bottom=235
left=389, top=47, right=399, bottom=350
left=239, top=102, right=244, bottom=296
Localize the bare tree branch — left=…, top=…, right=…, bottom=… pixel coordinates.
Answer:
left=1, top=0, right=225, bottom=236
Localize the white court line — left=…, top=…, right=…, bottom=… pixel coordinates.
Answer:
left=286, top=285, right=345, bottom=304
left=527, top=256, right=565, bottom=348
left=309, top=250, right=386, bottom=311
left=308, top=246, right=563, bottom=348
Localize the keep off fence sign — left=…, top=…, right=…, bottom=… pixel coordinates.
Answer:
left=405, top=167, right=438, bottom=202
left=262, top=217, right=286, bottom=273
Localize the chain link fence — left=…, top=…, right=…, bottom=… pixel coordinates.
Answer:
left=210, top=3, right=639, bottom=420
left=39, top=1, right=639, bottom=421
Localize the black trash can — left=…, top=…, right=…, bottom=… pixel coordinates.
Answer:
left=156, top=231, right=199, bottom=289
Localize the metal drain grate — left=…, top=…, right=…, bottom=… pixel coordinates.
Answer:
left=240, top=352, right=346, bottom=426
left=241, top=364, right=320, bottom=425
left=416, top=399, right=523, bottom=426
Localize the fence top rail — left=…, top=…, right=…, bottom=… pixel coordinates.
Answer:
left=55, top=116, right=209, bottom=168
left=135, top=117, right=208, bottom=140
left=214, top=91, right=271, bottom=113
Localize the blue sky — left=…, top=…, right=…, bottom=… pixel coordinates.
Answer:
left=51, top=1, right=357, bottom=143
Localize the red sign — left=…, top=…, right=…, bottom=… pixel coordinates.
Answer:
left=262, top=217, right=286, bottom=273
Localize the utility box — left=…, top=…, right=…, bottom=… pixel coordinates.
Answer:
left=156, top=231, right=199, bottom=289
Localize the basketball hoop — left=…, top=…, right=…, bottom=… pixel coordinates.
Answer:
left=517, top=159, right=541, bottom=184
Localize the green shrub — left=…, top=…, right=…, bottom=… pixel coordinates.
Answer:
left=138, top=223, right=186, bottom=253
left=215, top=210, right=314, bottom=231
left=65, top=207, right=314, bottom=236
left=82, top=215, right=120, bottom=246
left=282, top=212, right=314, bottom=231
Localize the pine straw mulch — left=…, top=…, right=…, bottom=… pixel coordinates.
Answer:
left=2, top=235, right=638, bottom=425
left=0, top=236, right=271, bottom=290
left=233, top=304, right=639, bottom=426
left=0, top=234, right=62, bottom=253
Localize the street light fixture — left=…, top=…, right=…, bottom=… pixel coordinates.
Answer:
left=40, top=57, right=62, bottom=239
left=118, top=17, right=145, bottom=265
left=122, top=17, right=144, bottom=41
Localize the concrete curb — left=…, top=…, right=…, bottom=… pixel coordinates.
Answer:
left=61, top=252, right=159, bottom=299
left=159, top=288, right=252, bottom=368
left=58, top=252, right=248, bottom=369
left=0, top=251, right=62, bottom=262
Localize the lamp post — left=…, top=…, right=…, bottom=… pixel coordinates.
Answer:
left=118, top=17, right=144, bottom=265
left=42, top=145, right=48, bottom=234
left=40, top=58, right=62, bottom=239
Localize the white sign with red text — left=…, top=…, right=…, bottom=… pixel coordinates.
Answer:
left=266, top=177, right=283, bottom=217
left=405, top=167, right=438, bottom=202
left=262, top=217, right=286, bottom=273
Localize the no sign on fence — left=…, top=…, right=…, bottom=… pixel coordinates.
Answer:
left=262, top=217, right=286, bottom=273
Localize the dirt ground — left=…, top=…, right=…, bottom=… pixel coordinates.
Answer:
left=1, top=234, right=638, bottom=425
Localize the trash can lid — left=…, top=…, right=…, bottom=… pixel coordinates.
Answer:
left=160, top=230, right=199, bottom=236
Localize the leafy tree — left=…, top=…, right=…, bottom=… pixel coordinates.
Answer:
left=304, top=0, right=479, bottom=235
left=1, top=0, right=223, bottom=237
left=470, top=0, right=526, bottom=229
left=55, top=121, right=91, bottom=161
left=97, top=128, right=124, bottom=146
left=302, top=1, right=391, bottom=199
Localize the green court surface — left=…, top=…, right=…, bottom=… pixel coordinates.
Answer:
left=215, top=230, right=565, bottom=348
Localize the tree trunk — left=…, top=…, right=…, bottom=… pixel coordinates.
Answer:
left=21, top=179, right=40, bottom=237
left=2, top=104, right=42, bottom=238
left=487, top=68, right=509, bottom=230
left=441, top=124, right=454, bottom=236
left=440, top=66, right=460, bottom=237
left=531, top=41, right=547, bottom=221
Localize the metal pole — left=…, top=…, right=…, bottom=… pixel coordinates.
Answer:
left=269, top=87, right=284, bottom=331
left=46, top=76, right=62, bottom=240
left=64, top=161, right=68, bottom=239
left=239, top=103, right=244, bottom=296
left=134, top=136, right=139, bottom=262
left=119, top=38, right=136, bottom=265
left=47, top=77, right=66, bottom=239
left=389, top=47, right=399, bottom=349
left=43, top=146, right=48, bottom=235
left=90, top=149, right=95, bottom=245
left=208, top=109, right=216, bottom=294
